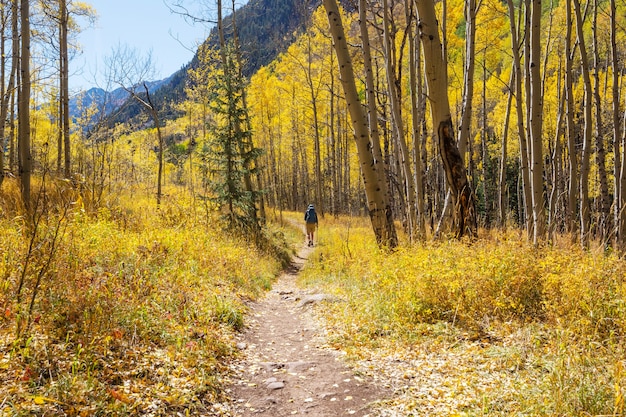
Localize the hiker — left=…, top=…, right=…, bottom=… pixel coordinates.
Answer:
left=304, top=204, right=318, bottom=246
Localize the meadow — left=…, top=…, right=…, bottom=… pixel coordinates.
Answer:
left=1, top=177, right=625, bottom=415
left=0, top=178, right=296, bottom=416
left=299, top=215, right=626, bottom=416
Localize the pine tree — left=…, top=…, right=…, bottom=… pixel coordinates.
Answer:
left=203, top=42, right=263, bottom=234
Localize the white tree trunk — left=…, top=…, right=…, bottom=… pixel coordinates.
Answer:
left=529, top=0, right=545, bottom=245
left=323, top=0, right=398, bottom=248
left=416, top=0, right=476, bottom=238
left=573, top=0, right=592, bottom=247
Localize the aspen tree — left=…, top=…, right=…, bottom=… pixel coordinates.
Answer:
left=416, top=0, right=477, bottom=238
left=506, top=0, right=531, bottom=233
left=564, top=0, right=578, bottom=236
left=572, top=0, right=592, bottom=247
left=60, top=0, right=70, bottom=177
left=322, top=0, right=398, bottom=248
left=19, top=0, right=31, bottom=210
left=405, top=0, right=426, bottom=238
left=0, top=4, right=6, bottom=189
left=592, top=0, right=609, bottom=242
left=610, top=0, right=625, bottom=246
left=381, top=0, right=417, bottom=241
left=529, top=0, right=545, bottom=245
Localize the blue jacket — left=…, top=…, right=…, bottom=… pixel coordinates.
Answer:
left=305, top=206, right=318, bottom=224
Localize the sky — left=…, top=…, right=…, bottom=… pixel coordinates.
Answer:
left=70, top=0, right=213, bottom=92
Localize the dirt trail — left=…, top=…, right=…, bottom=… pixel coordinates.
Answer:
left=223, top=241, right=386, bottom=416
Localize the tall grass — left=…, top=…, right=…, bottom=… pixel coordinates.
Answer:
left=0, top=179, right=293, bottom=415
left=298, top=214, right=626, bottom=415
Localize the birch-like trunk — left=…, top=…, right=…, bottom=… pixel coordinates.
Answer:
left=416, top=0, right=477, bottom=238
left=323, top=0, right=398, bottom=248
left=358, top=0, right=387, bottom=197
left=549, top=78, right=565, bottom=240
left=610, top=0, right=625, bottom=247
left=457, top=0, right=477, bottom=163
left=592, top=0, right=609, bottom=242
left=499, top=71, right=515, bottom=228
left=573, top=0, right=592, bottom=247
left=19, top=0, right=31, bottom=210
left=506, top=0, right=532, bottom=233
left=381, top=0, right=417, bottom=241
left=529, top=0, right=545, bottom=245
left=0, top=7, right=6, bottom=189
left=565, top=0, right=578, bottom=236
left=406, top=0, right=426, bottom=238
left=60, top=0, right=70, bottom=178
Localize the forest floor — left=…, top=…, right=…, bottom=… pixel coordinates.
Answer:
left=211, top=222, right=567, bottom=417
left=217, top=239, right=389, bottom=416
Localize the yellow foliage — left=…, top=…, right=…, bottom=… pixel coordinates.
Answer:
left=298, top=215, right=626, bottom=415
left=0, top=188, right=290, bottom=415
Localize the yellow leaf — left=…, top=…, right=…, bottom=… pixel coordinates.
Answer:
left=33, top=396, right=46, bottom=405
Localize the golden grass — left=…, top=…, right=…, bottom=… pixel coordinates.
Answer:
left=297, top=213, right=626, bottom=416
left=0, top=179, right=294, bottom=415
left=3, top=183, right=625, bottom=415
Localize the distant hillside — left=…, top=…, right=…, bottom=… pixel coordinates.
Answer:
left=70, top=75, right=180, bottom=130
left=69, top=87, right=128, bottom=123
left=74, top=0, right=315, bottom=130
left=205, top=0, right=315, bottom=78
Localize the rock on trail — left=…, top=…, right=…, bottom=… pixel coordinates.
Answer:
left=223, top=243, right=386, bottom=416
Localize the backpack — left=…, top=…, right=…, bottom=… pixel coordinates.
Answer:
left=305, top=207, right=318, bottom=224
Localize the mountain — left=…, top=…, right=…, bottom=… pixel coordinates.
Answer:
left=69, top=87, right=128, bottom=122
left=72, top=0, right=315, bottom=129
left=205, top=0, right=316, bottom=78
left=69, top=76, right=178, bottom=129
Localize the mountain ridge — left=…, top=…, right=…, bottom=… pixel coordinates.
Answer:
left=72, top=0, right=315, bottom=128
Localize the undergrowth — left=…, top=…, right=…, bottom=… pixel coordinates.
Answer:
left=0, top=179, right=295, bottom=416
left=298, top=214, right=626, bottom=416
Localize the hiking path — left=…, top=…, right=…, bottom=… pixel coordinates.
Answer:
left=222, top=237, right=387, bottom=416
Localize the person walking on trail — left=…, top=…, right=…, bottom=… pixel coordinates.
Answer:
left=304, top=204, right=318, bottom=247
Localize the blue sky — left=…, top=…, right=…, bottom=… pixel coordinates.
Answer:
left=70, top=0, right=213, bottom=92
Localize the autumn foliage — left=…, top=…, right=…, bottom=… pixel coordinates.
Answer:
left=3, top=0, right=626, bottom=414
left=299, top=216, right=626, bottom=415
left=0, top=179, right=293, bottom=415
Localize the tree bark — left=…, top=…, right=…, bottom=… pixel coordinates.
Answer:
left=610, top=0, right=625, bottom=247
left=506, top=0, right=532, bottom=232
left=358, top=0, right=386, bottom=190
left=19, top=0, right=31, bottom=211
left=457, top=0, right=477, bottom=167
left=416, top=0, right=477, bottom=238
left=323, top=0, right=398, bottom=248
left=60, top=0, right=71, bottom=178
left=529, top=0, right=545, bottom=245
left=549, top=76, right=565, bottom=240
left=572, top=0, right=592, bottom=247
left=381, top=0, right=417, bottom=241
left=406, top=0, right=426, bottom=238
left=0, top=6, right=6, bottom=189
left=499, top=71, right=515, bottom=228
left=592, top=0, right=609, bottom=242
left=564, top=0, right=578, bottom=237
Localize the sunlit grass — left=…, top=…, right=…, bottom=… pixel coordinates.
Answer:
left=298, top=214, right=626, bottom=415
left=0, top=179, right=293, bottom=415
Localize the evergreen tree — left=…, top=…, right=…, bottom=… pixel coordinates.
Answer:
left=203, top=42, right=263, bottom=234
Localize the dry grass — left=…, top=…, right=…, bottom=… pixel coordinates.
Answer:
left=0, top=179, right=294, bottom=415
left=297, top=213, right=626, bottom=416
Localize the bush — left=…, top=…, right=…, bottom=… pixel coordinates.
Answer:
left=298, top=215, right=626, bottom=415
left=0, top=190, right=286, bottom=415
